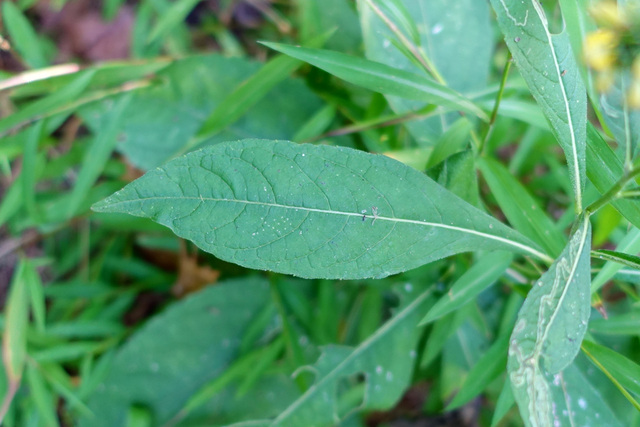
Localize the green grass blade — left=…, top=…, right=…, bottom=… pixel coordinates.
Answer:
left=478, top=157, right=567, bottom=257
left=591, top=227, right=640, bottom=293
left=22, top=121, right=44, bottom=223
left=65, top=94, right=132, bottom=219
left=261, top=43, right=489, bottom=122
left=586, top=124, right=640, bottom=229
left=446, top=334, right=509, bottom=410
left=1, top=2, right=48, bottom=68
left=419, top=251, right=513, bottom=325
left=582, top=340, right=640, bottom=397
left=592, top=249, right=640, bottom=270
left=146, top=0, right=201, bottom=45
left=491, top=378, right=515, bottom=427
left=508, top=214, right=592, bottom=426
left=491, top=0, right=587, bottom=212
left=92, top=139, right=549, bottom=280
left=0, top=260, right=30, bottom=421
left=0, top=70, right=96, bottom=137
left=195, top=32, right=332, bottom=142
left=26, top=365, right=60, bottom=427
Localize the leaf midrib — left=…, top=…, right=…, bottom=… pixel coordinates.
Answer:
left=531, top=1, right=582, bottom=210
left=98, top=195, right=550, bottom=262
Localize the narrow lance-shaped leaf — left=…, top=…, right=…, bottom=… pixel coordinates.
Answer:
left=508, top=214, right=591, bottom=426
left=92, top=139, right=549, bottom=280
left=261, top=42, right=489, bottom=122
left=419, top=251, right=513, bottom=325
left=582, top=339, right=640, bottom=398
left=491, top=0, right=587, bottom=211
left=1, top=260, right=30, bottom=421
left=591, top=227, right=640, bottom=292
left=592, top=249, right=640, bottom=271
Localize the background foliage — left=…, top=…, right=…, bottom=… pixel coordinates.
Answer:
left=1, top=0, right=639, bottom=426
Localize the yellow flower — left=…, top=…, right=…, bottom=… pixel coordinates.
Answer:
left=584, top=29, right=619, bottom=71
left=589, top=1, right=628, bottom=29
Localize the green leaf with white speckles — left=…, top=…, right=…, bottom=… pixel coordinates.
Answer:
left=508, top=214, right=592, bottom=427
left=92, top=139, right=548, bottom=279
left=490, top=0, right=587, bottom=212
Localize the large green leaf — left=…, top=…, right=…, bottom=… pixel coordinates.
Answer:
left=262, top=43, right=489, bottom=122
left=508, top=214, right=592, bottom=426
left=491, top=0, right=587, bottom=211
left=79, top=278, right=271, bottom=427
left=229, top=284, right=433, bottom=426
left=93, top=139, right=549, bottom=280
left=358, top=0, right=493, bottom=144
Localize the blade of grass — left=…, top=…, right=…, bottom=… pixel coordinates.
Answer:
left=146, top=0, right=201, bottom=45
left=1, top=2, right=48, bottom=68
left=192, top=31, right=333, bottom=146
left=592, top=249, right=640, bottom=270
left=581, top=340, right=640, bottom=412
left=0, top=260, right=30, bottom=422
left=65, top=94, right=133, bottom=219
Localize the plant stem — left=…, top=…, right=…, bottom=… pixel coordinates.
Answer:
left=479, top=54, right=512, bottom=154
left=362, top=0, right=445, bottom=85
left=585, top=165, right=640, bottom=215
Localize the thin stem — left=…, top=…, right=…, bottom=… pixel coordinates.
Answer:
left=362, top=0, right=445, bottom=85
left=585, top=165, right=640, bottom=215
left=479, top=54, right=512, bottom=154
